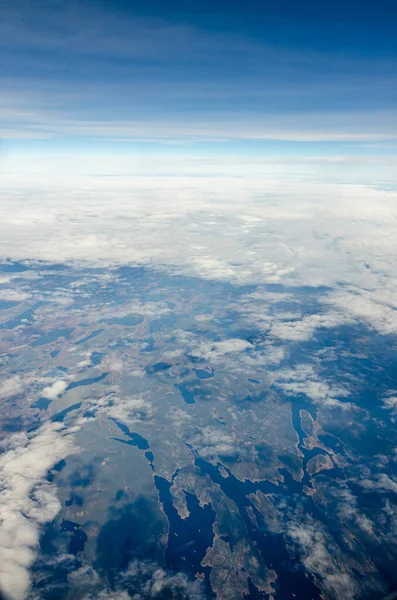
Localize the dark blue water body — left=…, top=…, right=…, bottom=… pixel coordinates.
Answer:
left=50, top=349, right=60, bottom=358
left=61, top=520, right=88, bottom=554
left=30, top=550, right=81, bottom=600
left=192, top=456, right=322, bottom=600
left=76, top=328, right=103, bottom=344
left=91, top=351, right=104, bottom=366
left=112, top=419, right=150, bottom=450
left=95, top=499, right=166, bottom=586
left=145, top=451, right=155, bottom=471
left=115, top=489, right=129, bottom=502
left=113, top=436, right=150, bottom=451
left=31, top=397, right=52, bottom=410
left=66, top=372, right=108, bottom=391
left=193, top=367, right=215, bottom=379
left=145, top=361, right=172, bottom=374
left=65, top=495, right=84, bottom=507
left=0, top=300, right=18, bottom=310
left=3, top=415, right=24, bottom=432
left=54, top=459, right=67, bottom=472
left=281, top=392, right=317, bottom=451
left=52, top=403, right=82, bottom=423
left=154, top=475, right=215, bottom=598
left=31, top=327, right=75, bottom=347
left=302, top=449, right=345, bottom=487
left=178, top=383, right=195, bottom=404
left=294, top=323, right=397, bottom=417
left=280, top=394, right=320, bottom=490
left=247, top=577, right=269, bottom=600
left=305, top=326, right=397, bottom=463
left=347, top=482, right=397, bottom=594
left=0, top=306, right=38, bottom=329
left=102, top=315, right=144, bottom=327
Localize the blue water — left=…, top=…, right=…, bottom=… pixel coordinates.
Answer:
left=0, top=306, right=38, bottom=330
left=178, top=383, right=195, bottom=404
left=193, top=456, right=322, bottom=600
left=76, top=328, right=103, bottom=344
left=31, top=328, right=75, bottom=347
left=154, top=475, right=215, bottom=597
left=145, top=361, right=172, bottom=374
left=111, top=419, right=150, bottom=450
left=52, top=403, right=82, bottom=423
left=31, top=397, right=52, bottom=410
left=66, top=372, right=108, bottom=391
left=61, top=520, right=88, bottom=554
left=0, top=300, right=18, bottom=310
left=193, top=367, right=215, bottom=379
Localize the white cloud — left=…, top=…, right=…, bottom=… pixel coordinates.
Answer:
left=41, top=380, right=68, bottom=400
left=1, top=168, right=397, bottom=341
left=0, top=289, right=31, bottom=302
left=269, top=311, right=353, bottom=342
left=288, top=523, right=358, bottom=599
left=0, top=423, right=76, bottom=600
left=189, top=426, right=237, bottom=458
left=324, top=287, right=397, bottom=335
left=76, top=558, right=205, bottom=600
left=359, top=474, right=397, bottom=494
left=271, top=364, right=350, bottom=407
left=0, top=376, right=24, bottom=400
left=101, top=355, right=125, bottom=373
left=99, top=396, right=153, bottom=426
left=192, top=338, right=253, bottom=360
left=382, top=395, right=397, bottom=412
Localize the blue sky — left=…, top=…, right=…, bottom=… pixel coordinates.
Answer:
left=1, top=0, right=396, bottom=158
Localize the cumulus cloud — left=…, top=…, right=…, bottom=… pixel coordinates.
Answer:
left=78, top=559, right=205, bottom=600
left=0, top=376, right=24, bottom=400
left=192, top=338, right=253, bottom=360
left=324, top=287, right=397, bottom=335
left=168, top=408, right=192, bottom=430
left=382, top=395, right=397, bottom=412
left=336, top=487, right=375, bottom=535
left=41, top=380, right=68, bottom=400
left=0, top=276, right=12, bottom=284
left=288, top=523, right=358, bottom=599
left=270, top=364, right=350, bottom=407
left=359, top=473, right=397, bottom=494
left=0, top=289, right=31, bottom=302
left=269, top=311, right=353, bottom=342
left=189, top=426, right=237, bottom=458
left=101, top=355, right=125, bottom=373
left=0, top=422, right=76, bottom=600
left=98, top=395, right=153, bottom=426
left=101, top=301, right=170, bottom=321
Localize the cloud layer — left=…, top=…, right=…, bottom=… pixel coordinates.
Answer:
left=0, top=423, right=76, bottom=600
